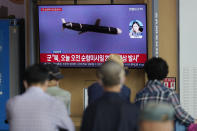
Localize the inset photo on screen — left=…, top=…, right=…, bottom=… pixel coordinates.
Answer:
left=129, top=20, right=144, bottom=39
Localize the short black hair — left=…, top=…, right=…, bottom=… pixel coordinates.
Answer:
left=132, top=21, right=140, bottom=27
left=45, top=63, right=64, bottom=80
left=24, top=64, right=50, bottom=86
left=144, top=57, right=168, bottom=80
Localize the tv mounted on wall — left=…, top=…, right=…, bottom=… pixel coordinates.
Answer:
left=38, top=4, right=147, bottom=68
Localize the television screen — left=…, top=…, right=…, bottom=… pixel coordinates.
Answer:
left=38, top=5, right=147, bottom=68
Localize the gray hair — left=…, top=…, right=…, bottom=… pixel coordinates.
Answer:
left=97, top=61, right=125, bottom=87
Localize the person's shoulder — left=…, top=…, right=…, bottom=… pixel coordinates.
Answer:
left=7, top=95, right=20, bottom=104
left=121, top=85, right=131, bottom=98
left=88, top=82, right=101, bottom=89
left=122, top=85, right=130, bottom=91
left=165, top=88, right=177, bottom=97
left=56, top=87, right=71, bottom=96
left=44, top=92, right=63, bottom=103
left=161, top=85, right=174, bottom=94
left=6, top=94, right=25, bottom=108
left=9, top=93, right=27, bottom=102
left=88, top=82, right=103, bottom=94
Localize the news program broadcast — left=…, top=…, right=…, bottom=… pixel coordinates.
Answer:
left=38, top=5, right=147, bottom=68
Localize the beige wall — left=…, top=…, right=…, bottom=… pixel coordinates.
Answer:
left=158, top=0, right=178, bottom=91
left=59, top=68, right=145, bottom=117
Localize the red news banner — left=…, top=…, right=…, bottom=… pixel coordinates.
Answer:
left=40, top=54, right=147, bottom=63
left=40, top=8, right=62, bottom=11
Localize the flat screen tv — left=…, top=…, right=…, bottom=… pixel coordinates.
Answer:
left=38, top=4, right=147, bottom=68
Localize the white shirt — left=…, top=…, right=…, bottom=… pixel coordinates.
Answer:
left=6, top=86, right=75, bottom=131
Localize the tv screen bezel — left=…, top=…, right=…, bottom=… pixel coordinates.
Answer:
left=36, top=4, right=148, bottom=69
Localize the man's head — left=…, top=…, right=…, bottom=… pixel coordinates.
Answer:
left=97, top=61, right=125, bottom=92
left=144, top=57, right=168, bottom=81
left=107, top=54, right=129, bottom=75
left=45, top=64, right=64, bottom=87
left=23, top=64, right=50, bottom=91
left=139, top=102, right=174, bottom=131
left=107, top=54, right=124, bottom=68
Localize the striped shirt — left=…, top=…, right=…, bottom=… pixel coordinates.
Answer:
left=6, top=86, right=75, bottom=131
left=135, top=80, right=194, bottom=126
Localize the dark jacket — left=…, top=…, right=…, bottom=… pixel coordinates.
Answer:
left=81, top=92, right=139, bottom=131
left=88, top=82, right=131, bottom=104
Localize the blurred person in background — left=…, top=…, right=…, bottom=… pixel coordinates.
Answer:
left=88, top=54, right=131, bottom=104
left=6, top=64, right=74, bottom=131
left=46, top=64, right=71, bottom=115
left=139, top=102, right=174, bottom=131
left=135, top=57, right=197, bottom=127
left=188, top=123, right=197, bottom=131
left=81, top=61, right=139, bottom=131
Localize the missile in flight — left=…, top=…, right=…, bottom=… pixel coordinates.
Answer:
left=61, top=18, right=122, bottom=35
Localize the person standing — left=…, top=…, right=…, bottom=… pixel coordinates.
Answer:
left=88, top=54, right=131, bottom=104
left=139, top=102, right=175, bottom=131
left=6, top=64, right=74, bottom=131
left=135, top=57, right=197, bottom=127
left=81, top=61, right=139, bottom=131
left=46, top=64, right=71, bottom=114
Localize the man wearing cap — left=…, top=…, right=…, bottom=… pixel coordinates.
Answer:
left=139, top=102, right=175, bottom=131
left=88, top=54, right=131, bottom=104
left=46, top=64, right=71, bottom=114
